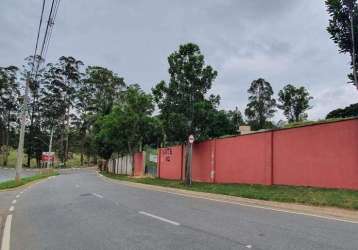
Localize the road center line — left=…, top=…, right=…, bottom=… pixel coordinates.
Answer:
left=1, top=214, right=12, bottom=250
left=139, top=211, right=180, bottom=226
left=9, top=206, right=14, bottom=212
left=92, top=193, right=103, bottom=199
left=15, top=195, right=20, bottom=198
left=11, top=200, right=16, bottom=204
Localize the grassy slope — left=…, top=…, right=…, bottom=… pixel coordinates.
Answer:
left=0, top=172, right=59, bottom=190
left=0, top=149, right=83, bottom=168
left=102, top=172, right=358, bottom=210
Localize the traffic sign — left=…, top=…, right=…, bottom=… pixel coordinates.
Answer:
left=188, top=134, right=195, bottom=144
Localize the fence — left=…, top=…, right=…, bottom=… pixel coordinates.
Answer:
left=107, top=151, right=151, bottom=177
left=157, top=118, right=358, bottom=190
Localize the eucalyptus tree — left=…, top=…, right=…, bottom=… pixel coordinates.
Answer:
left=0, top=66, right=19, bottom=165
left=245, top=78, right=276, bottom=130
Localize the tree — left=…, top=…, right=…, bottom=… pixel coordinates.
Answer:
left=277, top=84, right=313, bottom=122
left=326, top=0, right=358, bottom=88
left=245, top=78, right=276, bottom=130
left=326, top=103, right=358, bottom=118
left=152, top=43, right=218, bottom=185
left=78, top=66, right=126, bottom=165
left=0, top=66, right=19, bottom=165
left=94, top=84, right=155, bottom=170
left=83, top=66, right=126, bottom=116
left=22, top=55, right=45, bottom=168
left=152, top=43, right=219, bottom=144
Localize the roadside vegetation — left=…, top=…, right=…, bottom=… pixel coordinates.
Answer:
left=0, top=171, right=59, bottom=190
left=102, top=172, right=358, bottom=210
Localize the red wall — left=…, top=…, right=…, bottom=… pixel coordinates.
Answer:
left=157, top=118, right=358, bottom=190
left=273, top=119, right=358, bottom=189
left=192, top=140, right=215, bottom=182
left=158, top=146, right=183, bottom=180
left=215, top=132, right=273, bottom=185
left=133, top=152, right=144, bottom=176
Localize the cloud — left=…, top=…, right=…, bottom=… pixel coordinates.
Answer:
left=0, top=0, right=357, bottom=121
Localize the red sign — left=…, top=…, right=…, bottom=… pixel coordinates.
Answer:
left=41, top=152, right=54, bottom=162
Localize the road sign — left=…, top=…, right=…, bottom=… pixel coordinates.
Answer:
left=41, top=152, right=54, bottom=162
left=188, top=134, right=195, bottom=144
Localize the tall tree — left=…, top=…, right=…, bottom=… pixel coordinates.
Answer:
left=245, top=78, right=276, bottom=130
left=0, top=66, right=19, bottom=165
left=277, top=84, right=313, bottom=122
left=83, top=66, right=126, bottom=116
left=326, top=0, right=358, bottom=89
left=79, top=66, right=126, bottom=165
left=58, top=56, right=83, bottom=166
left=152, top=43, right=219, bottom=144
left=153, top=43, right=218, bottom=185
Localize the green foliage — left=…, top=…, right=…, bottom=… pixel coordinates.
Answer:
left=278, top=84, right=313, bottom=122
left=152, top=43, right=219, bottom=144
left=326, top=103, right=358, bottom=118
left=245, top=78, right=276, bottom=130
left=326, top=0, right=358, bottom=85
left=94, top=84, right=157, bottom=159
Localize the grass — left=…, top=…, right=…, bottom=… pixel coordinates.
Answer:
left=0, top=149, right=37, bottom=168
left=0, top=171, right=59, bottom=190
left=0, top=149, right=84, bottom=168
left=101, top=172, right=358, bottom=210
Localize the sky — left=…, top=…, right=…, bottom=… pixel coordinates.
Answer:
left=1, top=0, right=358, bottom=121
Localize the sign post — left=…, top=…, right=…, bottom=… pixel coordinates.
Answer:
left=185, top=134, right=195, bottom=185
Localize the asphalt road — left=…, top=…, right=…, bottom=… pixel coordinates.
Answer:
left=2, top=169, right=358, bottom=250
left=0, top=168, right=37, bottom=183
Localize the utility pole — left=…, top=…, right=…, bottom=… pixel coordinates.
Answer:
left=15, top=78, right=30, bottom=182
left=350, top=5, right=358, bottom=90
left=47, top=127, right=54, bottom=169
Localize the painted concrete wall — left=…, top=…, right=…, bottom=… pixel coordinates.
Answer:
left=215, top=132, right=273, bottom=185
left=158, top=145, right=183, bottom=180
left=157, top=118, right=358, bottom=189
left=133, top=152, right=145, bottom=176
left=273, top=119, right=358, bottom=189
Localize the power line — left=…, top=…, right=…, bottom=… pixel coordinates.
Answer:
left=15, top=0, right=61, bottom=182
left=34, top=0, right=61, bottom=80
left=31, top=0, right=46, bottom=77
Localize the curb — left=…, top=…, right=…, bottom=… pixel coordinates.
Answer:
left=97, top=172, right=358, bottom=224
left=0, top=175, right=55, bottom=193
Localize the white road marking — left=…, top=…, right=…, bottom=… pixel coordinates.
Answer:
left=98, top=172, right=358, bottom=224
left=15, top=195, right=20, bottom=198
left=139, top=211, right=180, bottom=226
left=75, top=184, right=80, bottom=188
left=9, top=206, right=14, bottom=212
left=20, top=191, right=23, bottom=194
left=11, top=200, right=16, bottom=204
left=92, top=193, right=103, bottom=199
left=246, top=245, right=252, bottom=249
left=1, top=214, right=12, bottom=250
left=136, top=187, right=358, bottom=224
